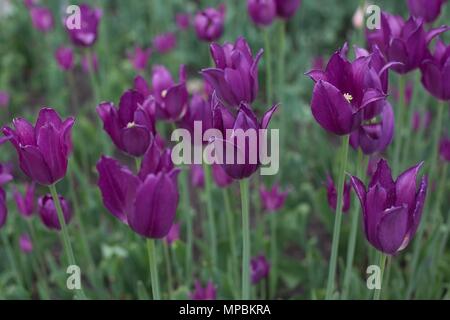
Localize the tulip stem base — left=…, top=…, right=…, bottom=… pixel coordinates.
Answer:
left=373, top=253, right=387, bottom=300
left=203, top=162, right=218, bottom=276
left=146, top=239, right=161, bottom=300
left=240, top=178, right=251, bottom=300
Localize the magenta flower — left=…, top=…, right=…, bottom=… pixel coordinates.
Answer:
left=420, top=39, right=450, bottom=101
left=179, top=93, right=213, bottom=141
left=153, top=32, right=177, bottom=54
left=190, top=280, right=217, bottom=300
left=202, top=37, right=263, bottom=107
left=0, top=90, right=9, bottom=108
left=0, top=164, right=13, bottom=186
left=247, top=0, right=276, bottom=26
left=129, top=47, right=152, bottom=72
left=250, top=255, right=270, bottom=284
left=55, top=46, right=74, bottom=71
left=19, top=234, right=33, bottom=253
left=96, top=142, right=179, bottom=239
left=165, top=222, right=180, bottom=245
left=306, top=44, right=388, bottom=135
left=97, top=90, right=156, bottom=157
left=13, top=182, right=35, bottom=218
left=350, top=159, right=428, bottom=255
left=81, top=52, right=99, bottom=73
left=260, top=183, right=288, bottom=212
left=190, top=164, right=205, bottom=189
left=194, top=5, right=225, bottom=42
left=439, top=137, right=450, bottom=162
left=176, top=13, right=191, bottom=30
left=407, top=0, right=446, bottom=23
left=274, top=0, right=301, bottom=19
left=326, top=175, right=351, bottom=213
left=366, top=13, right=449, bottom=74
left=2, top=108, right=74, bottom=186
left=29, top=6, right=54, bottom=33
left=212, top=99, right=277, bottom=179
left=38, top=194, right=72, bottom=231
left=66, top=4, right=102, bottom=47
left=211, top=163, right=233, bottom=187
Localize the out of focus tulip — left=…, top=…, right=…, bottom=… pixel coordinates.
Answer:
left=129, top=47, right=152, bottom=72
left=153, top=33, right=177, bottom=54
left=66, top=4, right=102, bottom=47
left=13, top=182, right=35, bottom=218
left=190, top=280, right=217, bottom=300
left=55, top=46, right=74, bottom=71
left=194, top=5, right=225, bottom=42
left=420, top=39, right=450, bottom=101
left=326, top=175, right=351, bottom=213
left=38, top=194, right=72, bottom=230
left=260, top=183, right=288, bottom=212
left=407, top=0, right=446, bottom=23
left=250, top=255, right=270, bottom=284
left=247, top=0, right=276, bottom=26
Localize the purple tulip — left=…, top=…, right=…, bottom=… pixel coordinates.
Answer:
left=2, top=108, right=74, bottom=186
left=350, top=102, right=395, bottom=155
left=212, top=99, right=277, bottom=179
left=211, top=163, right=233, bottom=187
left=19, top=234, right=33, bottom=253
left=29, top=6, right=54, bottom=33
left=190, top=164, right=205, bottom=188
left=439, top=137, right=450, bottom=162
left=202, top=37, right=263, bottom=108
left=66, top=4, right=101, bottom=47
left=326, top=175, right=351, bottom=213
left=350, top=159, right=428, bottom=255
left=81, top=52, right=99, bottom=73
left=194, top=5, right=225, bottom=42
left=38, top=194, right=72, bottom=231
left=55, top=46, right=74, bottom=71
left=129, top=47, right=152, bottom=72
left=0, top=187, right=7, bottom=229
left=420, top=39, right=450, bottom=101
left=0, top=163, right=13, bottom=186
left=274, top=0, right=301, bottom=19
left=96, top=142, right=179, bottom=239
left=190, top=280, right=217, bottom=300
left=153, top=32, right=177, bottom=54
left=13, top=182, right=35, bottom=218
left=250, top=255, right=270, bottom=284
left=97, top=90, right=156, bottom=157
left=260, top=183, right=288, bottom=212
left=247, top=0, right=276, bottom=26
left=179, top=93, right=213, bottom=141
left=24, top=0, right=35, bottom=9
left=306, top=44, right=388, bottom=135
left=366, top=13, right=449, bottom=74
left=407, top=0, right=446, bottom=23
left=176, top=13, right=190, bottom=30
left=0, top=90, right=10, bottom=108
left=165, top=222, right=180, bottom=245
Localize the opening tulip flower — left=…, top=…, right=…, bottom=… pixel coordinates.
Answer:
left=407, top=0, right=446, bottom=24
left=350, top=159, right=428, bottom=255
left=96, top=141, right=179, bottom=239
left=194, top=5, right=225, bottom=42
left=66, top=4, right=102, bottom=47
left=97, top=89, right=156, bottom=157
left=420, top=39, right=450, bottom=101
left=202, top=37, right=263, bottom=108
left=13, top=182, right=35, bottom=218
left=38, top=194, right=72, bottom=231
left=366, top=12, right=449, bottom=74
left=2, top=108, right=74, bottom=186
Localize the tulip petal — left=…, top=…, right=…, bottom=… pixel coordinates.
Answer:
left=395, top=161, right=423, bottom=209
left=12, top=118, right=36, bottom=146
left=35, top=108, right=63, bottom=134
left=118, top=90, right=145, bottom=125
left=19, top=145, right=53, bottom=185
left=377, top=205, right=409, bottom=255
left=121, top=124, right=151, bottom=157
left=97, top=102, right=124, bottom=150
left=37, top=123, right=67, bottom=183
left=261, top=104, right=279, bottom=130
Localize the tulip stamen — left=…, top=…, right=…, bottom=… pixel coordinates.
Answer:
left=344, top=93, right=353, bottom=103
left=127, top=122, right=136, bottom=128
left=161, top=89, right=168, bottom=98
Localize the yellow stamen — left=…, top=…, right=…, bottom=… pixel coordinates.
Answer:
left=344, top=93, right=353, bottom=103
left=127, top=122, right=136, bottom=128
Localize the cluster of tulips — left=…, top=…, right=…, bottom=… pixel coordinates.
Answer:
left=0, top=0, right=449, bottom=300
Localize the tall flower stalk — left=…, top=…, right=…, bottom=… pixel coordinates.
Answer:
left=240, top=178, right=251, bottom=300
left=202, top=162, right=218, bottom=274
left=147, top=239, right=161, bottom=300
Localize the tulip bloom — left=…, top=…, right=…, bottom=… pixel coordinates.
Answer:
left=350, top=159, right=428, bottom=255
left=38, top=194, right=72, bottom=231
left=176, top=13, right=190, bottom=30
left=190, top=280, right=217, bottom=300
left=2, top=108, right=74, bottom=186
left=212, top=100, right=277, bottom=179
left=97, top=90, right=156, bottom=157
left=211, top=163, right=233, bottom=187
left=407, top=0, right=446, bottom=23
left=165, top=223, right=180, bottom=245
left=194, top=5, right=225, bottom=42
left=66, top=4, right=102, bottom=47
left=19, top=234, right=33, bottom=253
left=247, top=0, right=276, bottom=26
left=250, top=255, right=270, bottom=284
left=326, top=175, right=351, bottom=213
left=440, top=138, right=450, bottom=162
left=190, top=164, right=205, bottom=188
left=179, top=93, right=213, bottom=140
left=306, top=45, right=388, bottom=135
left=129, top=47, right=152, bottom=72
left=13, top=182, right=35, bottom=218
left=274, top=0, right=301, bottom=19
left=29, top=6, right=54, bottom=33
left=420, top=39, right=450, bottom=101
left=55, top=46, right=74, bottom=71
left=0, top=164, right=13, bottom=186
left=153, top=33, right=177, bottom=54
left=202, top=37, right=263, bottom=108
left=260, top=183, right=288, bottom=212
left=366, top=13, right=449, bottom=74
left=96, top=142, right=179, bottom=239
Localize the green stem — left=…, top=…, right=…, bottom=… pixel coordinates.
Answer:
left=1, top=231, right=24, bottom=289
left=223, top=188, right=238, bottom=291
left=202, top=162, right=218, bottom=274
left=240, top=178, right=251, bottom=300
left=325, top=134, right=350, bottom=299
left=134, top=157, right=142, bottom=172
left=181, top=169, right=193, bottom=286
left=263, top=28, right=273, bottom=104
left=269, top=213, right=278, bottom=298
left=342, top=149, right=364, bottom=299
left=48, top=183, right=87, bottom=299
left=146, top=239, right=161, bottom=300
left=373, top=253, right=387, bottom=300
left=278, top=21, right=287, bottom=180
left=393, top=76, right=405, bottom=176
left=163, top=242, right=173, bottom=299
